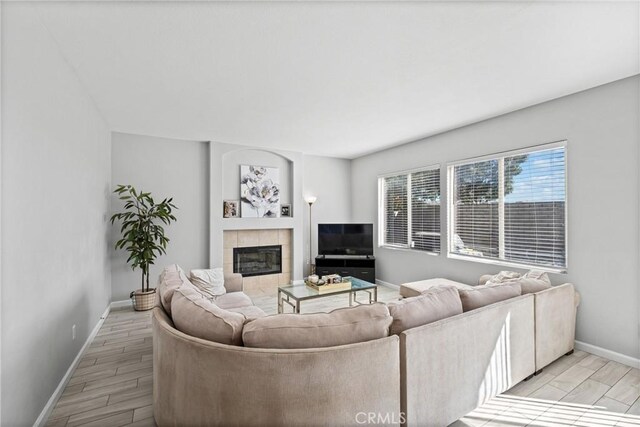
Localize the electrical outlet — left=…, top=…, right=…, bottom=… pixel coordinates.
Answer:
left=72, top=324, right=76, bottom=341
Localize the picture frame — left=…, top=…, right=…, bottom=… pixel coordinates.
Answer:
left=240, top=165, right=280, bottom=218
left=280, top=204, right=291, bottom=217
left=223, top=200, right=239, bottom=218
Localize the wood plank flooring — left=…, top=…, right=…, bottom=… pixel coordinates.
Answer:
left=46, top=285, right=640, bottom=427
left=45, top=309, right=155, bottom=427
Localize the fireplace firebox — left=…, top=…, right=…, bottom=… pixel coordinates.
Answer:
left=233, top=245, right=282, bottom=277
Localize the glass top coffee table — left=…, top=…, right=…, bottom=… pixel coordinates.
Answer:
left=277, top=276, right=378, bottom=314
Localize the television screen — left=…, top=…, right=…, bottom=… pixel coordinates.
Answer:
left=318, top=223, right=374, bottom=256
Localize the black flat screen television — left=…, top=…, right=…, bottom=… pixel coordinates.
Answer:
left=318, top=223, right=374, bottom=256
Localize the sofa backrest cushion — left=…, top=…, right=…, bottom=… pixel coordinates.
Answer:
left=386, top=286, right=462, bottom=335
left=458, top=282, right=522, bottom=312
left=242, top=303, right=392, bottom=349
left=158, top=276, right=182, bottom=316
left=515, top=278, right=552, bottom=295
left=157, top=264, right=201, bottom=316
left=517, top=270, right=552, bottom=294
left=189, top=268, right=226, bottom=297
left=171, top=287, right=245, bottom=346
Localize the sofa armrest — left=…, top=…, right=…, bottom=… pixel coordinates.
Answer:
left=224, top=273, right=243, bottom=293
left=534, top=283, right=577, bottom=370
left=400, top=294, right=535, bottom=426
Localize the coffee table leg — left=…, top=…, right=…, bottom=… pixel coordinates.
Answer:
left=296, top=300, right=300, bottom=314
left=374, top=287, right=378, bottom=303
left=349, top=291, right=353, bottom=307
left=277, top=289, right=282, bottom=314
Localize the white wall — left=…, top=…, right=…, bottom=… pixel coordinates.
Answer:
left=111, top=133, right=209, bottom=301
left=1, top=4, right=112, bottom=425
left=351, top=76, right=640, bottom=360
left=303, top=154, right=353, bottom=275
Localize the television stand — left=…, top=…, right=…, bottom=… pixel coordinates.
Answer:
left=315, top=256, right=376, bottom=283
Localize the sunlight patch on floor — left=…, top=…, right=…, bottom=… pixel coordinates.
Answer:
left=457, top=394, right=640, bottom=426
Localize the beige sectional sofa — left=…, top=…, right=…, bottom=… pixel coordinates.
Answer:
left=400, top=277, right=580, bottom=374
left=153, top=266, right=579, bottom=427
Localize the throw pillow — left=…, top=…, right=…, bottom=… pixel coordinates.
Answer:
left=387, top=286, right=462, bottom=335
left=458, top=282, right=522, bottom=312
left=242, top=303, right=392, bottom=349
left=189, top=268, right=226, bottom=297
left=485, top=270, right=522, bottom=286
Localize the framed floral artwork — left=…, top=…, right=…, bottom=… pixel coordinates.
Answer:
left=240, top=165, right=280, bottom=217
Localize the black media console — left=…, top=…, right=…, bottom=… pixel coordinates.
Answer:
left=315, top=256, right=376, bottom=283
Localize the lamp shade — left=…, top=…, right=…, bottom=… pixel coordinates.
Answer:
left=305, top=196, right=317, bottom=205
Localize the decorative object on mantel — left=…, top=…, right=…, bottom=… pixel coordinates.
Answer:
left=305, top=195, right=317, bottom=275
left=280, top=204, right=291, bottom=217
left=223, top=200, right=239, bottom=218
left=240, top=165, right=280, bottom=218
left=110, top=185, right=177, bottom=311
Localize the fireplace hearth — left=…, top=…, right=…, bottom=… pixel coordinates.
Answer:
left=233, top=245, right=282, bottom=277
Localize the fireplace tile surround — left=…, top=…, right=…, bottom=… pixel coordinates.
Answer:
left=223, top=229, right=292, bottom=290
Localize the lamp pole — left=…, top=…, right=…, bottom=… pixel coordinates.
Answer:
left=305, top=196, right=317, bottom=276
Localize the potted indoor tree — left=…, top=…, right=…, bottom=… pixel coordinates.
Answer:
left=110, top=185, right=178, bottom=311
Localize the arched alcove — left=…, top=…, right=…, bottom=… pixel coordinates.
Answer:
left=221, top=149, right=294, bottom=211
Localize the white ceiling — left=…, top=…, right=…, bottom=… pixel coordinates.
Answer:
left=33, top=1, right=639, bottom=159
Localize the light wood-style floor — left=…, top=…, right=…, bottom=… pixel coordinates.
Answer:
left=46, top=285, right=640, bottom=427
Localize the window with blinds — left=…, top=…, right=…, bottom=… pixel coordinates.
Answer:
left=448, top=143, right=567, bottom=271
left=379, top=167, right=441, bottom=253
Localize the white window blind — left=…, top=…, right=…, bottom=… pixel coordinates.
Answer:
left=382, top=174, right=408, bottom=246
left=410, top=169, right=441, bottom=252
left=379, top=167, right=440, bottom=253
left=449, top=144, right=566, bottom=271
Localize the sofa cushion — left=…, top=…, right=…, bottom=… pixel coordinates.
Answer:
left=212, top=292, right=254, bottom=309
left=242, top=303, right=392, bottom=349
left=157, top=265, right=198, bottom=316
left=171, top=288, right=245, bottom=345
left=158, top=263, right=181, bottom=284
left=190, top=268, right=226, bottom=297
left=518, top=270, right=552, bottom=294
left=157, top=277, right=182, bottom=316
left=515, top=278, right=552, bottom=295
left=458, top=282, right=522, bottom=312
left=227, top=305, right=267, bottom=321
left=387, top=286, right=462, bottom=335
left=400, top=278, right=474, bottom=298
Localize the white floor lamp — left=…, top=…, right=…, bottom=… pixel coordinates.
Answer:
left=305, top=196, right=317, bottom=276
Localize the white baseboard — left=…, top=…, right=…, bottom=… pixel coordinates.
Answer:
left=34, top=305, right=111, bottom=427
left=575, top=340, right=640, bottom=369
left=110, top=299, right=132, bottom=309
left=376, top=279, right=398, bottom=289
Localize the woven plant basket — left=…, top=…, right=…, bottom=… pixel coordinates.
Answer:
left=131, top=289, right=156, bottom=311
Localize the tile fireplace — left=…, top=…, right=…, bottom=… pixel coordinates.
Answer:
left=223, top=229, right=292, bottom=289
left=233, top=245, right=282, bottom=277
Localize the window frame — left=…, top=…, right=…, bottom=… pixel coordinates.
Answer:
left=378, top=164, right=441, bottom=255
left=446, top=141, right=568, bottom=273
